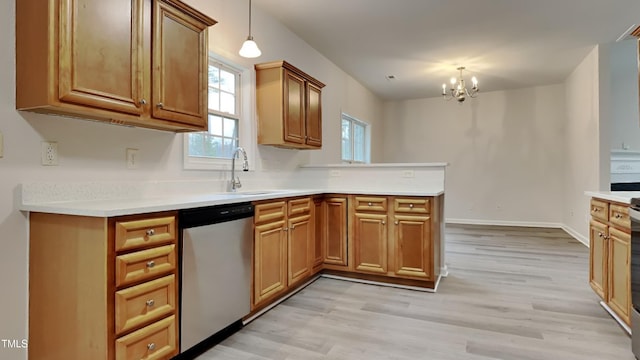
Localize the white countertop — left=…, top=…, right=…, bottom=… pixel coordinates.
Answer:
left=20, top=188, right=445, bottom=217
left=585, top=191, right=640, bottom=204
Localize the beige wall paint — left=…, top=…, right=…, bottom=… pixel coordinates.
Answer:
left=382, top=84, right=566, bottom=226
left=0, top=1, right=383, bottom=358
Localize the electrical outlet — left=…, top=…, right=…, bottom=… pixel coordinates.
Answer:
left=402, top=170, right=414, bottom=178
left=126, top=148, right=139, bottom=169
left=41, top=141, right=58, bottom=166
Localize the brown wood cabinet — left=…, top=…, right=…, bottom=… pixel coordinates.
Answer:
left=252, top=198, right=314, bottom=309
left=255, top=61, right=325, bottom=149
left=16, top=0, right=216, bottom=132
left=311, top=197, right=325, bottom=273
left=352, top=196, right=438, bottom=281
left=29, top=211, right=179, bottom=360
left=588, top=198, right=631, bottom=325
left=323, top=196, right=349, bottom=267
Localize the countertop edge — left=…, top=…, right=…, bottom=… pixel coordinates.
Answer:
left=585, top=191, right=640, bottom=204
left=20, top=189, right=445, bottom=217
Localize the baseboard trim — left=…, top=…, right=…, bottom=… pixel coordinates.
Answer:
left=320, top=274, right=439, bottom=293
left=561, top=224, right=589, bottom=247
left=600, top=300, right=631, bottom=335
left=243, top=275, right=320, bottom=325
left=445, top=218, right=590, bottom=248
left=446, top=218, right=564, bottom=229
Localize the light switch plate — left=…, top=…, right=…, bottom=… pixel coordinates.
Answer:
left=126, top=148, right=139, bottom=169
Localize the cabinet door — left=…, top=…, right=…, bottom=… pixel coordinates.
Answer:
left=589, top=220, right=608, bottom=300
left=324, top=197, right=348, bottom=266
left=283, top=70, right=306, bottom=144
left=354, top=213, right=388, bottom=274
left=393, top=214, right=432, bottom=279
left=312, top=199, right=325, bottom=272
left=608, top=227, right=630, bottom=324
left=152, top=0, right=209, bottom=128
left=58, top=0, right=144, bottom=115
left=305, top=83, right=322, bottom=147
left=254, top=220, right=287, bottom=307
left=288, top=215, right=312, bottom=286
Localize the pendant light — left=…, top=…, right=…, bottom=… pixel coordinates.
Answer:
left=239, top=0, right=261, bottom=58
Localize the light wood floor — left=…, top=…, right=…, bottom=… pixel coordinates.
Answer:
left=196, top=224, right=635, bottom=360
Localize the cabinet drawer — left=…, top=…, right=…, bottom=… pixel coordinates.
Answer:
left=590, top=199, right=609, bottom=223
left=255, top=201, right=286, bottom=223
left=115, top=216, right=176, bottom=252
left=610, top=204, right=630, bottom=231
left=394, top=197, right=430, bottom=214
left=115, top=315, right=177, bottom=360
left=288, top=197, right=311, bottom=216
left=115, top=275, right=176, bottom=335
left=354, top=196, right=388, bottom=212
left=116, top=245, right=176, bottom=287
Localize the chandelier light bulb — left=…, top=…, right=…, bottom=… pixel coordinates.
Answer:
left=472, top=76, right=478, bottom=86
left=450, top=77, right=456, bottom=85
left=239, top=36, right=261, bottom=58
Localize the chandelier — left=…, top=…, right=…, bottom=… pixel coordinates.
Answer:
left=442, top=67, right=478, bottom=103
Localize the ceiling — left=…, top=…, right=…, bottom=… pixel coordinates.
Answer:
left=254, top=0, right=640, bottom=100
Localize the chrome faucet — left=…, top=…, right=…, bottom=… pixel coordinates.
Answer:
left=230, top=147, right=249, bottom=192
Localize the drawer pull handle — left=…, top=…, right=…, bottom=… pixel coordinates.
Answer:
left=146, top=229, right=155, bottom=236
left=147, top=343, right=156, bottom=351
left=598, top=232, right=604, bottom=238
left=146, top=299, right=155, bottom=307
left=615, top=214, right=622, bottom=219
left=146, top=260, right=156, bottom=268
left=592, top=208, right=598, bottom=212
left=409, top=203, right=414, bottom=208
left=368, top=202, right=373, bottom=206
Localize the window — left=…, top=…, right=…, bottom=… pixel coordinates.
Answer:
left=184, top=56, right=252, bottom=170
left=341, top=113, right=370, bottom=163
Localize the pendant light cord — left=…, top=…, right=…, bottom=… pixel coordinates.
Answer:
left=248, top=0, right=252, bottom=37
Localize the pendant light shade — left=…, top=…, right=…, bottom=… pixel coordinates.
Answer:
left=239, top=0, right=261, bottom=58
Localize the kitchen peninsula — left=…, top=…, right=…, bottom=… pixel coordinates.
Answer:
left=20, top=163, right=447, bottom=359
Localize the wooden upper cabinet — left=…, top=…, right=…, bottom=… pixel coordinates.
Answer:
left=58, top=0, right=145, bottom=116
left=152, top=0, right=211, bottom=128
left=255, top=61, right=326, bottom=149
left=16, top=0, right=216, bottom=132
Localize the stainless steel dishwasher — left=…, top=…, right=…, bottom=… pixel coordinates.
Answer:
left=179, top=202, right=253, bottom=357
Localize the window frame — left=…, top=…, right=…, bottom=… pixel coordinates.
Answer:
left=183, top=53, right=255, bottom=171
left=341, top=113, right=370, bottom=164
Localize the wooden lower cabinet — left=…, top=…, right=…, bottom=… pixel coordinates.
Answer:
left=393, top=214, right=432, bottom=279
left=353, top=212, right=388, bottom=274
left=323, top=196, right=348, bottom=267
left=311, top=197, right=325, bottom=273
left=252, top=197, right=314, bottom=309
left=29, top=211, right=179, bottom=360
left=589, top=219, right=608, bottom=299
left=253, top=219, right=287, bottom=306
left=288, top=214, right=312, bottom=285
left=588, top=197, right=631, bottom=326
left=608, top=227, right=631, bottom=324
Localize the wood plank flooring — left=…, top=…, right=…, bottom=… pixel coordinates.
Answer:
left=195, top=224, right=635, bottom=360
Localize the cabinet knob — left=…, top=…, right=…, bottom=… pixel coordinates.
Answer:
left=147, top=343, right=156, bottom=351
left=394, top=220, right=399, bottom=225
left=592, top=207, right=598, bottom=212
left=368, top=202, right=373, bottom=206
left=382, top=221, right=386, bottom=225
left=146, top=260, right=156, bottom=268
left=146, top=229, right=155, bottom=236
left=146, top=299, right=155, bottom=307
left=139, top=99, right=147, bottom=105
left=156, top=102, right=164, bottom=109
left=615, top=214, right=622, bottom=219
left=283, top=227, right=289, bottom=231
left=409, top=203, right=414, bottom=209
left=598, top=232, right=604, bottom=238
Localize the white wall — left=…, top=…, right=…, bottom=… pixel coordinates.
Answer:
left=563, top=46, right=601, bottom=240
left=610, top=39, right=640, bottom=151
left=382, top=85, right=566, bottom=227
left=0, top=1, right=383, bottom=358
